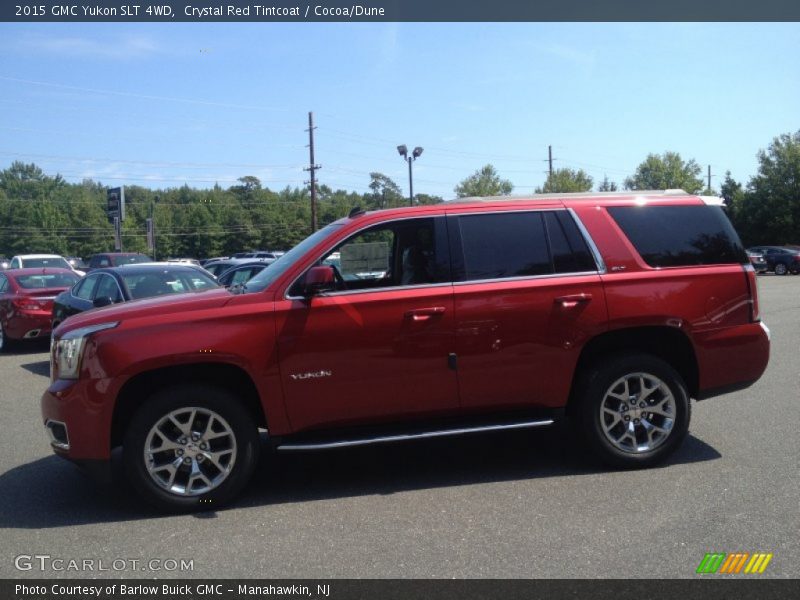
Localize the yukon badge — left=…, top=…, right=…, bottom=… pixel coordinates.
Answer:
left=290, top=370, right=333, bottom=381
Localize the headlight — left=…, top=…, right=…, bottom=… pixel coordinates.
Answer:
left=53, top=322, right=119, bottom=380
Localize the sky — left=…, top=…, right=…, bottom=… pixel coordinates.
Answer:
left=0, top=22, right=798, bottom=199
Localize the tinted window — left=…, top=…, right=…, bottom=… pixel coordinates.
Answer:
left=608, top=205, right=747, bottom=267
left=0, top=275, right=7, bottom=293
left=544, top=212, right=596, bottom=273
left=458, top=212, right=550, bottom=281
left=74, top=274, right=100, bottom=299
left=122, top=270, right=218, bottom=299
left=95, top=274, right=123, bottom=302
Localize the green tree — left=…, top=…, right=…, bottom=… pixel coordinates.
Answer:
left=597, top=176, right=618, bottom=192
left=624, top=152, right=704, bottom=193
left=368, top=172, right=403, bottom=208
left=733, top=131, right=800, bottom=245
left=454, top=164, right=513, bottom=198
left=535, top=168, right=593, bottom=193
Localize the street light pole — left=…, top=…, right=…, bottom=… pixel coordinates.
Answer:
left=397, top=145, right=423, bottom=206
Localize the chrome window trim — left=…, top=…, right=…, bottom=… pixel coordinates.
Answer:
left=452, top=270, right=601, bottom=287
left=566, top=207, right=607, bottom=274
left=282, top=214, right=449, bottom=301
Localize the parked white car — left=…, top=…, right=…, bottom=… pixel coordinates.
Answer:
left=8, top=254, right=86, bottom=277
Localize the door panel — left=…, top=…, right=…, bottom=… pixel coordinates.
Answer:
left=454, top=274, right=606, bottom=410
left=275, top=286, right=458, bottom=432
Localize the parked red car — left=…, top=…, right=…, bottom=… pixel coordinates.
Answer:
left=42, top=192, right=770, bottom=510
left=0, top=268, right=81, bottom=351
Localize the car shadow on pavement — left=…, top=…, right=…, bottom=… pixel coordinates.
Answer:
left=0, top=426, right=720, bottom=528
left=19, top=360, right=50, bottom=377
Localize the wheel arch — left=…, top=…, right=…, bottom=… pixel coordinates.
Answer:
left=567, top=326, right=699, bottom=415
left=111, top=363, right=267, bottom=450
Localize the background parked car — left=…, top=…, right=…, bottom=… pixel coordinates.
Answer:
left=746, top=250, right=768, bottom=273
left=51, top=264, right=219, bottom=328
left=0, top=268, right=81, bottom=351
left=203, top=257, right=274, bottom=277
left=85, top=252, right=152, bottom=271
left=747, top=246, right=800, bottom=275
left=216, top=261, right=271, bottom=287
left=66, top=256, right=88, bottom=270
left=8, top=254, right=86, bottom=276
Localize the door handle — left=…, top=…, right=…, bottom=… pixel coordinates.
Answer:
left=554, top=293, right=592, bottom=309
left=405, top=306, right=446, bottom=321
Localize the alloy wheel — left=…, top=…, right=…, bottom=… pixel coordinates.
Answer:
left=599, top=372, right=676, bottom=453
left=143, top=407, right=237, bottom=496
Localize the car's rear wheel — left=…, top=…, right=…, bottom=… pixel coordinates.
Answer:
left=575, top=354, right=690, bottom=468
left=774, top=263, right=788, bottom=275
left=123, top=385, right=259, bottom=511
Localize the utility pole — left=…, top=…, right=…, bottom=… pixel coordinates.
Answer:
left=548, top=145, right=553, bottom=179
left=304, top=112, right=321, bottom=233
left=707, top=165, right=712, bottom=192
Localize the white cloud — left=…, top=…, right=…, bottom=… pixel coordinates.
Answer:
left=16, top=33, right=162, bottom=60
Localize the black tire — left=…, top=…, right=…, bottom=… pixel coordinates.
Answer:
left=774, top=263, right=788, bottom=275
left=574, top=354, right=690, bottom=468
left=123, top=384, right=260, bottom=512
left=0, top=321, right=14, bottom=353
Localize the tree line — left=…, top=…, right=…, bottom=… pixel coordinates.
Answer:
left=1, top=130, right=797, bottom=258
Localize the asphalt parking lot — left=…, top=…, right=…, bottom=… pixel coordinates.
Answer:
left=0, top=275, right=797, bottom=579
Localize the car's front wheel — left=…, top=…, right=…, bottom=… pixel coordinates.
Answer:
left=575, top=354, right=690, bottom=468
left=774, top=263, right=788, bottom=275
left=123, top=385, right=260, bottom=511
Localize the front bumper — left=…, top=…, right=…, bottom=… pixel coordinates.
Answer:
left=40, top=378, right=114, bottom=461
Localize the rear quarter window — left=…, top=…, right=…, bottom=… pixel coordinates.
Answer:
left=608, top=205, right=747, bottom=268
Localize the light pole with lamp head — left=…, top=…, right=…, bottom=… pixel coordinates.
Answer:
left=397, top=145, right=423, bottom=206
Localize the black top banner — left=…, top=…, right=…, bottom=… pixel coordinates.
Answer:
left=3, top=0, right=800, bottom=22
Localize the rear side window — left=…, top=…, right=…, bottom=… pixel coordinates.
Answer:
left=454, top=211, right=597, bottom=282
left=457, top=212, right=551, bottom=280
left=544, top=212, right=596, bottom=273
left=608, top=205, right=747, bottom=268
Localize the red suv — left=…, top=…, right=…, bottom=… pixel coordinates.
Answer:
left=42, top=192, right=770, bottom=510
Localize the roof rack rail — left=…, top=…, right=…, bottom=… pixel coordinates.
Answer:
left=446, top=190, right=697, bottom=203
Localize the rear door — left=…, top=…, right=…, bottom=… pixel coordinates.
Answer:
left=449, top=209, right=608, bottom=412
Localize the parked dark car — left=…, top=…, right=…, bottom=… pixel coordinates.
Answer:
left=85, top=253, right=152, bottom=271
left=747, top=246, right=800, bottom=275
left=203, top=257, right=274, bottom=277
left=0, top=268, right=81, bottom=351
left=746, top=251, right=768, bottom=274
left=51, top=264, right=219, bottom=328
left=217, top=262, right=271, bottom=287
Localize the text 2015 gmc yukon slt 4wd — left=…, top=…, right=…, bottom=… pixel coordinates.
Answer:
left=43, top=191, right=770, bottom=510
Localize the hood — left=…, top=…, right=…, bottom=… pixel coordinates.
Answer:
left=54, top=287, right=233, bottom=338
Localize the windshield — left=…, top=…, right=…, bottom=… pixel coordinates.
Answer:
left=121, top=269, right=219, bottom=299
left=244, top=223, right=343, bottom=293
left=113, top=254, right=152, bottom=266
left=22, top=257, right=71, bottom=269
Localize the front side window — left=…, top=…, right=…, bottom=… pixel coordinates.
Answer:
left=74, top=274, right=100, bottom=300
left=95, top=274, right=123, bottom=302
left=291, top=217, right=449, bottom=295
left=0, top=275, right=8, bottom=293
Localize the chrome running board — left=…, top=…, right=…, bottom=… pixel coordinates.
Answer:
left=277, top=419, right=555, bottom=451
